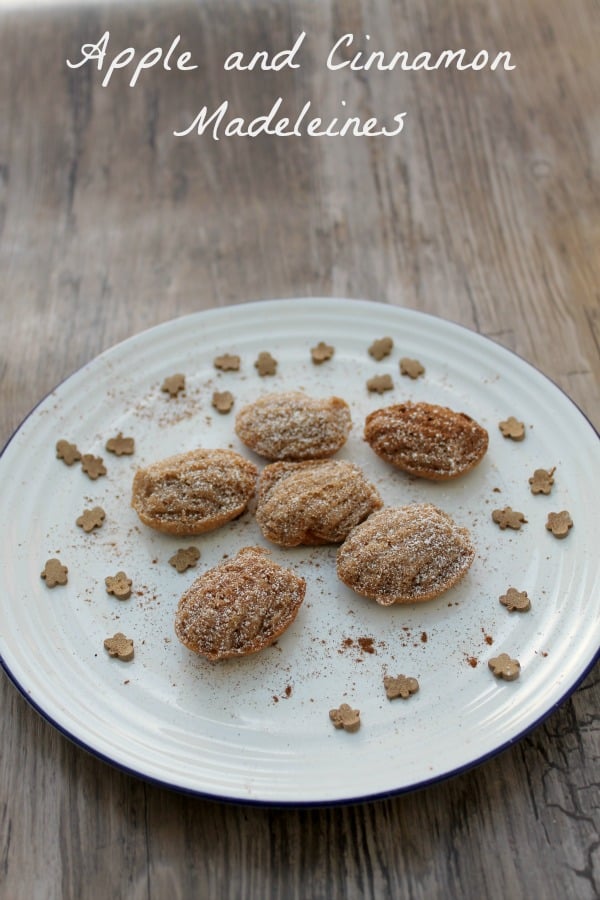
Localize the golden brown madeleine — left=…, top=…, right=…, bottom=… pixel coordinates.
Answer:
left=174, top=547, right=306, bottom=660
left=131, top=448, right=257, bottom=535
left=256, top=459, right=383, bottom=547
left=336, top=504, right=475, bottom=605
left=235, top=391, right=352, bottom=460
left=364, top=401, right=488, bottom=480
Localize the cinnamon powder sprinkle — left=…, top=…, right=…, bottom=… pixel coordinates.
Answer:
left=357, top=637, right=375, bottom=654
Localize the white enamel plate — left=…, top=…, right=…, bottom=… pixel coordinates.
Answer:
left=1, top=299, right=598, bottom=804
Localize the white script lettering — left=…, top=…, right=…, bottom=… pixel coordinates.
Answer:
left=326, top=34, right=516, bottom=72
left=66, top=32, right=198, bottom=86
left=224, top=32, right=305, bottom=71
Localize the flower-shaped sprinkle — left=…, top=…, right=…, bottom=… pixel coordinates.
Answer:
left=529, top=467, right=555, bottom=495
left=488, top=653, right=521, bottom=681
left=81, top=454, right=107, bottom=480
left=212, top=390, right=234, bottom=414
left=161, top=373, right=186, bottom=398
left=368, top=337, right=393, bottom=361
left=310, top=341, right=335, bottom=366
left=254, top=351, right=277, bottom=376
left=399, top=358, right=425, bottom=379
left=499, top=587, right=531, bottom=612
left=366, top=374, right=394, bottom=394
left=76, top=506, right=105, bottom=533
left=499, top=417, right=526, bottom=441
left=492, top=507, right=527, bottom=530
left=383, top=674, right=420, bottom=700
left=41, top=558, right=68, bottom=587
left=329, top=703, right=361, bottom=733
left=214, top=353, right=240, bottom=372
left=104, top=633, right=134, bottom=661
left=106, top=433, right=135, bottom=456
left=56, top=439, right=81, bottom=466
left=105, top=571, right=133, bottom=600
left=311, top=341, right=335, bottom=364
left=546, top=510, right=573, bottom=539
left=169, top=546, right=201, bottom=573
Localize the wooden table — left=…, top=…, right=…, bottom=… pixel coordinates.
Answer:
left=1, top=2, right=598, bottom=897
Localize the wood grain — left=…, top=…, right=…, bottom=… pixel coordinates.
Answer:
left=0, top=1, right=598, bottom=898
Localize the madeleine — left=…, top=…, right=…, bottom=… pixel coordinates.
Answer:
left=131, top=448, right=257, bottom=535
left=174, top=547, right=306, bottom=660
left=336, top=504, right=475, bottom=605
left=364, top=401, right=488, bottom=480
left=256, top=459, right=382, bottom=547
left=235, top=391, right=352, bottom=460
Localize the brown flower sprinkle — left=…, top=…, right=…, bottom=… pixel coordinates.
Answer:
left=499, top=587, right=531, bottom=612
left=546, top=510, right=573, bottom=539
left=56, top=439, right=81, bottom=466
left=41, top=558, right=68, bottom=587
left=212, top=390, right=234, bottom=414
left=81, top=454, right=107, bottom=480
left=106, top=433, right=135, bottom=456
left=105, top=571, right=133, bottom=600
left=161, top=373, right=186, bottom=397
left=488, top=653, right=521, bottom=681
left=499, top=417, right=526, bottom=441
left=368, top=337, right=393, bottom=361
left=214, top=353, right=240, bottom=372
left=255, top=351, right=277, bottom=376
left=311, top=342, right=335, bottom=364
left=76, top=506, right=105, bottom=533
left=492, top=507, right=527, bottom=530
left=399, top=358, right=425, bottom=379
left=366, top=374, right=394, bottom=394
left=529, top=467, right=556, bottom=495
left=169, top=547, right=201, bottom=573
left=329, top=703, right=361, bottom=733
left=383, top=674, right=419, bottom=700
left=104, top=633, right=134, bottom=661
